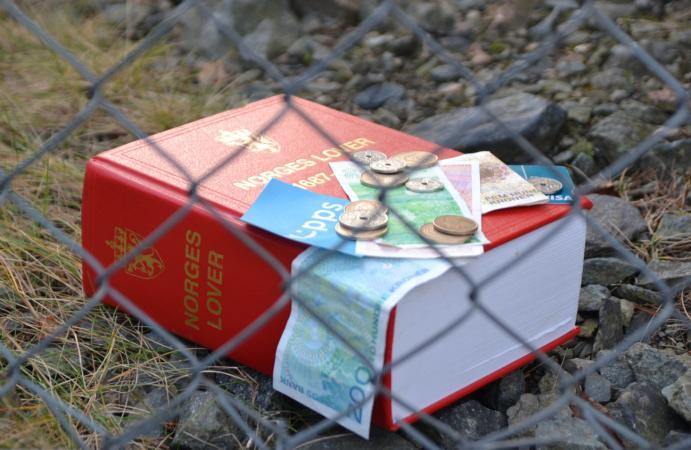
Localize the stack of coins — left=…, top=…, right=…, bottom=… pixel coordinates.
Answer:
left=419, top=215, right=478, bottom=245
left=336, top=200, right=389, bottom=241
left=353, top=150, right=439, bottom=190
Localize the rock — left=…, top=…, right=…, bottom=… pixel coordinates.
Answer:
left=665, top=430, right=691, bottom=446
left=172, top=391, right=244, bottom=449
left=407, top=93, right=567, bottom=162
left=609, top=382, right=684, bottom=447
left=656, top=213, right=691, bottom=242
left=592, top=1, right=637, bottom=20
left=588, top=111, right=655, bottom=164
left=507, top=393, right=571, bottom=435
left=662, top=369, right=691, bottom=422
left=625, top=342, right=689, bottom=389
left=605, top=44, right=646, bottom=74
left=578, top=318, right=598, bottom=338
left=620, top=99, right=668, bottom=125
left=430, top=64, right=462, bottom=83
left=593, top=298, right=624, bottom=352
left=585, top=372, right=612, bottom=403
left=410, top=1, right=456, bottom=35
left=534, top=416, right=607, bottom=450
left=291, top=0, right=360, bottom=22
left=477, top=369, right=525, bottom=412
left=584, top=194, right=647, bottom=257
left=613, top=284, right=662, bottom=305
left=638, top=259, right=691, bottom=290
left=581, top=258, right=639, bottom=286
left=565, top=103, right=592, bottom=125
left=179, top=0, right=300, bottom=60
left=354, top=83, right=405, bottom=110
left=564, top=358, right=594, bottom=374
left=597, top=349, right=635, bottom=389
left=578, top=285, right=609, bottom=312
left=572, top=152, right=596, bottom=177
left=298, top=428, right=416, bottom=449
left=433, top=400, right=507, bottom=447
left=617, top=298, right=635, bottom=327
left=591, top=68, right=634, bottom=92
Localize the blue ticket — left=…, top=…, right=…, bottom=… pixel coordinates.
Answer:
left=509, top=165, right=576, bottom=205
left=241, top=179, right=357, bottom=255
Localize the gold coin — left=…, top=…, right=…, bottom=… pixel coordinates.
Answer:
left=528, top=176, right=563, bottom=195
left=370, top=158, right=406, bottom=174
left=419, top=223, right=473, bottom=245
left=432, top=215, right=478, bottom=236
left=405, top=177, right=444, bottom=193
left=336, top=223, right=388, bottom=241
left=344, top=199, right=389, bottom=214
left=352, top=150, right=387, bottom=165
left=339, top=210, right=388, bottom=231
left=360, top=171, right=409, bottom=189
left=393, top=151, right=438, bottom=169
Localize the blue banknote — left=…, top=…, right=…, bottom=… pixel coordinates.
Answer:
left=273, top=248, right=449, bottom=437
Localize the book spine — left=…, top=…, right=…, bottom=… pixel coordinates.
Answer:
left=81, top=158, right=302, bottom=374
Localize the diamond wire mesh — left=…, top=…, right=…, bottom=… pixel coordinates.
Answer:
left=0, top=0, right=689, bottom=448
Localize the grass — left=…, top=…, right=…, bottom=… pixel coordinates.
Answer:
left=0, top=1, right=689, bottom=448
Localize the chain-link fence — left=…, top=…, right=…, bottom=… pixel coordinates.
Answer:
left=0, top=0, right=689, bottom=448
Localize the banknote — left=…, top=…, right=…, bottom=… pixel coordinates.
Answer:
left=439, top=159, right=482, bottom=225
left=273, top=248, right=450, bottom=438
left=330, top=161, right=487, bottom=257
left=448, top=152, right=548, bottom=213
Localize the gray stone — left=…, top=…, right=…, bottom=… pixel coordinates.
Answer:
left=291, top=0, right=360, bottom=22
left=597, top=349, right=635, bottom=390
left=613, top=283, right=662, bottom=305
left=591, top=68, right=634, bottom=92
left=410, top=1, right=456, bottom=35
left=478, top=369, right=525, bottom=412
left=431, top=64, right=462, bottom=83
left=593, top=298, right=624, bottom=352
left=585, top=372, right=612, bottom=403
left=645, top=40, right=681, bottom=65
left=507, top=393, right=571, bottom=435
left=299, top=428, right=416, bottom=449
left=638, top=259, right=691, bottom=290
left=407, top=93, right=566, bottom=162
left=578, top=318, right=598, bottom=338
left=605, top=44, right=646, bottom=74
left=662, top=369, right=691, bottom=422
left=592, top=103, right=618, bottom=117
left=534, top=416, right=607, bottom=450
left=609, top=382, right=684, bottom=447
left=665, top=430, right=691, bottom=446
left=434, top=400, right=507, bottom=447
left=617, top=297, right=635, bottom=327
left=571, top=152, right=596, bottom=177
left=578, top=285, right=610, bottom=312
left=625, top=342, right=689, bottom=389
left=564, top=358, right=594, bottom=374
left=556, top=59, right=587, bottom=77
left=584, top=194, right=647, bottom=257
left=656, top=213, right=691, bottom=242
left=172, top=391, right=244, bottom=449
left=564, top=102, right=592, bottom=125
left=588, top=111, right=655, bottom=164
left=620, top=98, right=668, bottom=125
left=354, top=83, right=405, bottom=110
left=581, top=258, right=639, bottom=286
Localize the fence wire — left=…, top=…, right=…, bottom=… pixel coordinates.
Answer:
left=0, top=0, right=689, bottom=449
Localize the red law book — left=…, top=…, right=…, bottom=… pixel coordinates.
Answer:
left=82, top=96, right=589, bottom=430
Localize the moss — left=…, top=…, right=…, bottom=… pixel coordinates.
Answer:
left=487, top=41, right=508, bottom=55
left=569, top=140, right=595, bottom=157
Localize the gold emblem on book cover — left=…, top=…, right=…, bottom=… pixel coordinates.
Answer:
left=216, top=128, right=281, bottom=154
left=106, top=227, right=165, bottom=279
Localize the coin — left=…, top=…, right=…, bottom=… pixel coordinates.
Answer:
left=528, top=176, right=563, bottom=195
left=405, top=177, right=444, bottom=193
left=344, top=199, right=388, bottom=214
left=432, top=215, right=478, bottom=236
left=360, top=171, right=409, bottom=189
left=370, top=158, right=406, bottom=174
left=335, top=223, right=388, bottom=241
left=419, top=223, right=473, bottom=245
left=393, top=151, right=438, bottom=169
left=339, top=209, right=388, bottom=231
left=352, top=150, right=387, bottom=165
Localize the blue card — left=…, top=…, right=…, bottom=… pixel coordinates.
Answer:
left=509, top=165, right=576, bottom=205
left=241, top=179, right=357, bottom=255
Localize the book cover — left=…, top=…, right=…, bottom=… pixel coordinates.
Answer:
left=82, top=95, right=587, bottom=427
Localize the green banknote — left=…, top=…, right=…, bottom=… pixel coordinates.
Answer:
left=330, top=161, right=486, bottom=248
left=273, top=248, right=449, bottom=437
